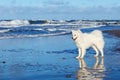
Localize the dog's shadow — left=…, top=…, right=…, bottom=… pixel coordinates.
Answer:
left=76, top=57, right=105, bottom=80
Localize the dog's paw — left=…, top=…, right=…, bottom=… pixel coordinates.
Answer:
left=101, top=56, right=104, bottom=58
left=76, top=56, right=80, bottom=59
left=76, top=56, right=79, bottom=59
left=94, top=55, right=98, bottom=57
left=79, top=57, right=84, bottom=59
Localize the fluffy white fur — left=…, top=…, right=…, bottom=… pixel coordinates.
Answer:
left=72, top=30, right=104, bottom=58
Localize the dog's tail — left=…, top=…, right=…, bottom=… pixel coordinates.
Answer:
left=91, top=30, right=103, bottom=38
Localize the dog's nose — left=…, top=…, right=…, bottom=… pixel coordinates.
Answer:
left=72, top=37, right=73, bottom=39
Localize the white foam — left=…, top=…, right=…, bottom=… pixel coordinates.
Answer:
left=34, top=28, right=43, bottom=31
left=0, top=20, right=29, bottom=27
left=25, top=32, right=70, bottom=37
left=47, top=28, right=56, bottom=31
left=0, top=29, right=10, bottom=33
left=0, top=31, right=70, bottom=39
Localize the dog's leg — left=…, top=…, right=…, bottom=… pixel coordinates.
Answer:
left=93, top=56, right=99, bottom=69
left=76, top=49, right=81, bottom=59
left=100, top=49, right=104, bottom=58
left=92, top=45, right=99, bottom=57
left=80, top=48, right=86, bottom=58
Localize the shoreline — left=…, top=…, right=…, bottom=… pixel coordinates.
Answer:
left=103, top=29, right=120, bottom=37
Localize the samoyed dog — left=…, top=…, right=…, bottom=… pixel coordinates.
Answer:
left=72, top=30, right=104, bottom=59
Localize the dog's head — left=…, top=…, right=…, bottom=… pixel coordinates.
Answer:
left=72, top=30, right=82, bottom=41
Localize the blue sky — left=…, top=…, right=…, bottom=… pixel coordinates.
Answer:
left=0, top=0, right=120, bottom=20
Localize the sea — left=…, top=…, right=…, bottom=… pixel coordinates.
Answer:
left=0, top=20, right=120, bottom=80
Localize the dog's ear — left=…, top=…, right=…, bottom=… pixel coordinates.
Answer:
left=71, top=30, right=74, bottom=33
left=77, top=30, right=82, bottom=34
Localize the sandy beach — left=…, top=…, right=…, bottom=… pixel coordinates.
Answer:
left=0, top=26, right=120, bottom=80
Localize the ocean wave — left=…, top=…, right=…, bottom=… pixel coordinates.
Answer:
left=0, top=21, right=105, bottom=39
left=0, top=25, right=71, bottom=39
left=0, top=20, right=29, bottom=27
left=0, top=29, right=10, bottom=33
left=0, top=20, right=105, bottom=28
left=0, top=32, right=70, bottom=39
left=47, top=28, right=57, bottom=31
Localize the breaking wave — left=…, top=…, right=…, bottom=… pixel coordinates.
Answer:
left=0, top=20, right=29, bottom=27
left=0, top=20, right=105, bottom=39
left=0, top=25, right=71, bottom=39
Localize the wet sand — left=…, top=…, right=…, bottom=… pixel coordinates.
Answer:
left=0, top=28, right=120, bottom=80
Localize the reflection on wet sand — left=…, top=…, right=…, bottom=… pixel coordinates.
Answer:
left=76, top=57, right=105, bottom=80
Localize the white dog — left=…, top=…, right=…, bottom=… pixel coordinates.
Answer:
left=72, top=30, right=104, bottom=58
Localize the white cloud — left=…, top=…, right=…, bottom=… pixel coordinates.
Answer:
left=0, top=4, right=120, bottom=20
left=42, top=0, right=69, bottom=6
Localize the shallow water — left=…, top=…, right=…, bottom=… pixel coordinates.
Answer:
left=0, top=28, right=120, bottom=80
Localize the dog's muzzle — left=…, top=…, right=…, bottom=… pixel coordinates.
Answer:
left=72, top=37, right=77, bottom=41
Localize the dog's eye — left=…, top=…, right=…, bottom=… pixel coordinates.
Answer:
left=74, top=34, right=76, bottom=36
